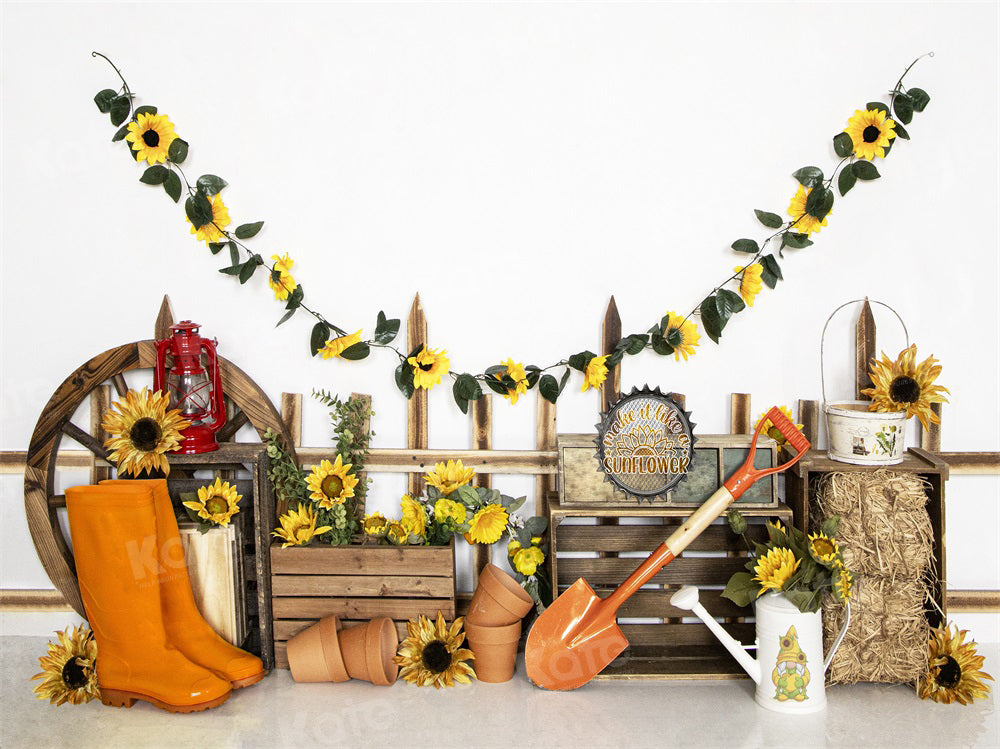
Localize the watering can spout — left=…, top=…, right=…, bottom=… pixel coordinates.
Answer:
left=670, top=586, right=761, bottom=684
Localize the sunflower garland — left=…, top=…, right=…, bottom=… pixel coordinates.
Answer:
left=919, top=623, right=993, bottom=705
left=92, top=51, right=932, bottom=414
left=395, top=612, right=475, bottom=689
left=31, top=625, right=100, bottom=706
left=102, top=387, right=190, bottom=477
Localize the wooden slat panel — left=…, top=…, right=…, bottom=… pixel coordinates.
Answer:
left=471, top=396, right=493, bottom=581
left=281, top=392, right=302, bottom=448
left=730, top=393, right=751, bottom=435
left=272, top=596, right=454, bottom=620
left=0, top=589, right=74, bottom=612
left=535, top=397, right=557, bottom=520
left=597, top=655, right=745, bottom=680
left=554, top=523, right=765, bottom=552
left=407, top=293, right=428, bottom=496
left=948, top=590, right=1000, bottom=613
left=306, top=448, right=558, bottom=475
left=551, top=501, right=794, bottom=520
left=154, top=294, right=175, bottom=340
left=270, top=544, right=455, bottom=576
left=90, top=385, right=111, bottom=484
left=798, top=399, right=819, bottom=447
left=556, top=557, right=747, bottom=586
left=571, top=588, right=750, bottom=619
left=600, top=296, right=621, bottom=412
left=273, top=618, right=410, bottom=643
left=215, top=410, right=250, bottom=443
left=921, top=402, right=943, bottom=452
left=616, top=622, right=755, bottom=648
left=272, top=574, right=453, bottom=598
left=856, top=298, right=876, bottom=399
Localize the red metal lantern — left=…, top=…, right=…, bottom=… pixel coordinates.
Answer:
left=154, top=321, right=227, bottom=454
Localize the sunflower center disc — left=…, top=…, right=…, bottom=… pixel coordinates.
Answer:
left=421, top=640, right=452, bottom=673
left=142, top=129, right=160, bottom=147
left=889, top=375, right=921, bottom=404
left=862, top=124, right=881, bottom=143
left=129, top=418, right=162, bottom=451
left=206, top=496, right=229, bottom=515
left=61, top=656, right=89, bottom=690
left=321, top=475, right=344, bottom=498
left=936, top=656, right=962, bottom=688
left=419, top=362, right=434, bottom=371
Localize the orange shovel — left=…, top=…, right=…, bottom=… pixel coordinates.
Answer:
left=525, top=406, right=810, bottom=690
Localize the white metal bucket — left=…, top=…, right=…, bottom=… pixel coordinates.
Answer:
left=825, top=401, right=907, bottom=465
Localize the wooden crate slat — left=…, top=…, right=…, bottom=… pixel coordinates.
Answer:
left=616, top=622, right=755, bottom=648
left=554, top=523, right=766, bottom=553
left=561, top=587, right=750, bottom=619
left=271, top=574, right=454, bottom=598
left=270, top=545, right=454, bottom=576
left=274, top=618, right=410, bottom=642
left=556, top=556, right=748, bottom=586
left=596, top=655, right=745, bottom=680
left=272, top=596, right=455, bottom=620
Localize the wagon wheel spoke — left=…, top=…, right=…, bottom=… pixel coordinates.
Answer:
left=60, top=421, right=111, bottom=463
left=49, top=494, right=67, bottom=509
left=111, top=373, right=129, bottom=398
left=215, top=407, right=249, bottom=443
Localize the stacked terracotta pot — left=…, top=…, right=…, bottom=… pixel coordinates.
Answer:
left=286, top=615, right=398, bottom=685
left=466, top=563, right=534, bottom=682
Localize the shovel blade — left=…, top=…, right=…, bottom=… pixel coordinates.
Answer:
left=524, top=578, right=629, bottom=690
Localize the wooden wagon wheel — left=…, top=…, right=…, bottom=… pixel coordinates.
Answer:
left=24, top=337, right=295, bottom=616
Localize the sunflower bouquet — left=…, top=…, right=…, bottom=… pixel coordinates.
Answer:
left=722, top=512, right=853, bottom=614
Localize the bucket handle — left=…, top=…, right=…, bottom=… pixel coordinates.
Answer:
left=823, top=600, right=851, bottom=674
left=820, top=298, right=909, bottom=407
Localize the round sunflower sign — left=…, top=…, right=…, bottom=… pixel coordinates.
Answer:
left=595, top=387, right=695, bottom=502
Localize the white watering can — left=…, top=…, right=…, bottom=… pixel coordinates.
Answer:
left=671, top=585, right=851, bottom=714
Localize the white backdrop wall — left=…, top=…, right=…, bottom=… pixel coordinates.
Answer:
left=2, top=2, right=997, bottom=639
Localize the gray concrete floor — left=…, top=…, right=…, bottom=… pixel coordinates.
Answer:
left=1, top=636, right=997, bottom=748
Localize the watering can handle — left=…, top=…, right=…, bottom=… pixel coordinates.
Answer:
left=823, top=600, right=851, bottom=674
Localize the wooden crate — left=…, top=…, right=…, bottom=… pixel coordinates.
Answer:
left=785, top=447, right=948, bottom=625
left=270, top=538, right=456, bottom=668
left=547, top=498, right=794, bottom=679
left=558, top=433, right=779, bottom=508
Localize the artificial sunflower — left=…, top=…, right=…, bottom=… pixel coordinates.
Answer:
left=754, top=406, right=803, bottom=447
left=424, top=459, right=475, bottom=495
left=918, top=623, right=993, bottom=705
left=395, top=612, right=475, bottom=689
left=362, top=512, right=389, bottom=539
left=787, top=185, right=830, bottom=235
left=662, top=311, right=701, bottom=362
left=496, top=358, right=529, bottom=404
left=306, top=455, right=358, bottom=509
left=507, top=539, right=522, bottom=556
left=268, top=253, right=296, bottom=301
left=861, top=344, right=949, bottom=430
left=408, top=347, right=450, bottom=390
left=102, top=387, right=189, bottom=477
left=182, top=477, right=242, bottom=527
left=320, top=330, right=362, bottom=360
left=807, top=531, right=839, bottom=566
left=735, top=264, right=764, bottom=307
left=844, top=108, right=897, bottom=160
left=752, top=547, right=800, bottom=597
left=401, top=494, right=427, bottom=536
left=272, top=503, right=332, bottom=547
left=512, top=545, right=545, bottom=576
left=832, top=561, right=853, bottom=602
left=188, top=193, right=231, bottom=243
left=31, top=625, right=99, bottom=706
left=386, top=522, right=410, bottom=546
left=125, top=112, right=177, bottom=165
left=465, top=503, right=508, bottom=545
left=434, top=498, right=467, bottom=525
left=582, top=355, right=609, bottom=392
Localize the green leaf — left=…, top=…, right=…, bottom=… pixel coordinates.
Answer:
left=185, top=193, right=213, bottom=228
left=139, top=165, right=169, bottom=185
left=624, top=334, right=648, bottom=355
left=731, top=238, right=759, bottom=254
left=455, top=373, right=482, bottom=401
left=782, top=588, right=822, bottom=614
left=525, top=516, right=548, bottom=537
left=866, top=101, right=889, bottom=115
left=109, top=96, right=130, bottom=126
left=792, top=166, right=824, bottom=188
left=340, top=342, right=371, bottom=361
left=567, top=351, right=595, bottom=372
left=717, top=289, right=746, bottom=316
left=525, top=365, right=542, bottom=389
left=218, top=264, right=242, bottom=276
left=94, top=89, right=117, bottom=113
left=651, top=334, right=674, bottom=356
left=754, top=209, right=783, bottom=229
left=235, top=221, right=264, bottom=239
left=760, top=254, right=782, bottom=289
left=394, top=362, right=415, bottom=399
left=805, top=186, right=834, bottom=221
left=484, top=377, right=509, bottom=396
left=893, top=122, right=910, bottom=141
left=208, top=242, right=227, bottom=255
left=781, top=232, right=813, bottom=250
left=820, top=514, right=841, bottom=538
left=908, top=87, right=930, bottom=112
left=111, top=124, right=130, bottom=142
left=285, top=284, right=304, bottom=310
left=726, top=509, right=748, bottom=535
left=453, top=485, right=480, bottom=507
left=721, top=571, right=757, bottom=608
left=374, top=311, right=400, bottom=345
left=837, top=165, right=857, bottom=197
left=452, top=382, right=471, bottom=414
left=196, top=174, right=228, bottom=196
left=700, top=291, right=745, bottom=344
left=765, top=521, right=788, bottom=547
left=832, top=132, right=854, bottom=158
left=893, top=93, right=914, bottom=125
left=539, top=374, right=560, bottom=403
left=276, top=308, right=297, bottom=327
left=238, top=261, right=256, bottom=284
left=162, top=171, right=182, bottom=203
left=310, top=322, right=331, bottom=357
left=167, top=138, right=188, bottom=164
left=607, top=349, right=624, bottom=368
left=134, top=105, right=157, bottom=117
left=852, top=161, right=880, bottom=181
left=228, top=242, right=239, bottom=266
left=558, top=367, right=571, bottom=394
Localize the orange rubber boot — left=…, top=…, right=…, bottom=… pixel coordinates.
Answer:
left=65, top=484, right=232, bottom=712
left=102, top=478, right=267, bottom=688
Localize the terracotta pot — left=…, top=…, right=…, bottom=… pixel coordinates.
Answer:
left=338, top=618, right=399, bottom=686
left=466, top=620, right=522, bottom=683
left=286, top=615, right=349, bottom=683
left=467, top=564, right=534, bottom=626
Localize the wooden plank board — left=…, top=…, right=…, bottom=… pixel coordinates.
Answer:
left=556, top=556, right=748, bottom=586
left=271, top=546, right=454, bottom=576
left=615, top=622, right=755, bottom=649
left=551, top=501, right=794, bottom=520
left=297, top=448, right=558, bottom=475
left=272, top=596, right=454, bottom=620
left=553, top=523, right=766, bottom=553
left=271, top=574, right=454, bottom=598
left=566, top=588, right=750, bottom=619
left=535, top=398, right=557, bottom=520
left=407, top=293, right=428, bottom=496
left=596, top=655, right=746, bottom=681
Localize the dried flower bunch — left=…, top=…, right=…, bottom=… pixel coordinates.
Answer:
left=91, top=52, right=931, bottom=413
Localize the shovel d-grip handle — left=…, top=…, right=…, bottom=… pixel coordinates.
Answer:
left=600, top=407, right=810, bottom=613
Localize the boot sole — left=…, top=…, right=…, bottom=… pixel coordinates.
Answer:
left=231, top=670, right=267, bottom=689
left=100, top=687, right=231, bottom=713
